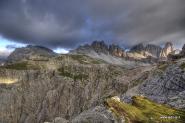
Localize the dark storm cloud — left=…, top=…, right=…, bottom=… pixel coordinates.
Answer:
left=0, top=0, right=185, bottom=49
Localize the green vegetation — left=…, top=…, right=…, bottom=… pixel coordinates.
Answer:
left=56, top=54, right=106, bottom=64
left=180, top=62, right=185, bottom=69
left=106, top=96, right=185, bottom=123
left=1, top=62, right=38, bottom=70
left=108, top=65, right=125, bottom=77
left=70, top=54, right=105, bottom=64
left=158, top=63, right=168, bottom=71
left=58, top=67, right=88, bottom=81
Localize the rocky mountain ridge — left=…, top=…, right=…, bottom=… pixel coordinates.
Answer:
left=7, top=45, right=57, bottom=63
left=159, top=42, right=174, bottom=60
left=71, top=41, right=177, bottom=62
left=71, top=41, right=126, bottom=58
left=130, top=43, right=162, bottom=58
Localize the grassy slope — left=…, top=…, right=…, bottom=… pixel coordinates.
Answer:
left=0, top=62, right=39, bottom=70
left=58, top=67, right=88, bottom=81
left=106, top=96, right=185, bottom=123
left=57, top=54, right=106, bottom=64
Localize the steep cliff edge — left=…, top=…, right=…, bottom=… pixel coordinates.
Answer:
left=0, top=49, right=153, bottom=123
left=160, top=42, right=174, bottom=60
left=130, top=43, right=162, bottom=58
left=122, top=58, right=185, bottom=110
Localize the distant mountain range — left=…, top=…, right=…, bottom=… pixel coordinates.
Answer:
left=5, top=41, right=185, bottom=65
left=70, top=41, right=182, bottom=62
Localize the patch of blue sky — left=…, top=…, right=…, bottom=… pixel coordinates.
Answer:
left=0, top=36, right=26, bottom=51
left=53, top=48, right=69, bottom=54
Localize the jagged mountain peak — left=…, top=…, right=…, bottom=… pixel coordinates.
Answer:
left=26, top=45, right=54, bottom=53
left=181, top=44, right=185, bottom=55
left=159, top=42, right=174, bottom=60
left=130, top=43, right=145, bottom=52
left=91, top=40, right=109, bottom=54
left=71, top=40, right=126, bottom=57
left=130, top=43, right=162, bottom=58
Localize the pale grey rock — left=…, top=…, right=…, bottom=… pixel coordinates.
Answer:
left=160, top=42, right=174, bottom=60
left=72, top=106, right=124, bottom=123
left=0, top=61, right=135, bottom=123
left=130, top=43, right=162, bottom=58
left=45, top=117, right=69, bottom=123
left=138, top=63, right=185, bottom=108
left=70, top=41, right=126, bottom=58
left=180, top=44, right=185, bottom=56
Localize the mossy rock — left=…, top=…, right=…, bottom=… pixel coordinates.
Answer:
left=70, top=54, right=105, bottom=64
left=58, top=67, right=88, bottom=81
left=158, top=63, right=168, bottom=71
left=1, top=62, right=39, bottom=70
left=180, top=62, right=185, bottom=70
left=106, top=96, right=185, bottom=123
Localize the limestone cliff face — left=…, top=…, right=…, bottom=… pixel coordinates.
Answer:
left=139, top=62, right=185, bottom=108
left=145, top=44, right=162, bottom=58
left=122, top=59, right=185, bottom=109
left=91, top=41, right=109, bottom=54
left=0, top=59, right=134, bottom=123
left=71, top=41, right=126, bottom=58
left=109, top=44, right=126, bottom=57
left=0, top=50, right=153, bottom=123
left=130, top=43, right=162, bottom=58
left=181, top=44, right=185, bottom=56
left=159, top=42, right=174, bottom=60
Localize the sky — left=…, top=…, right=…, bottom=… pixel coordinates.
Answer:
left=0, top=0, right=185, bottom=57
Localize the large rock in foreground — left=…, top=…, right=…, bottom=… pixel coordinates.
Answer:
left=139, top=63, right=185, bottom=108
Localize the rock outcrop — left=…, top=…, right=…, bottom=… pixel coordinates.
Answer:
left=71, top=41, right=164, bottom=64
left=130, top=43, right=162, bottom=58
left=7, top=45, right=57, bottom=63
left=139, top=62, right=185, bottom=108
left=71, top=106, right=120, bottom=123
left=71, top=41, right=126, bottom=58
left=180, top=44, right=185, bottom=56
left=109, top=44, right=126, bottom=57
left=91, top=41, right=109, bottom=54
left=159, top=42, right=174, bottom=60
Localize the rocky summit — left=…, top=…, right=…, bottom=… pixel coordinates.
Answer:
left=72, top=41, right=177, bottom=62
left=0, top=42, right=185, bottom=123
left=160, top=42, right=174, bottom=60
left=7, top=45, right=57, bottom=63
left=71, top=41, right=126, bottom=58
left=130, top=43, right=162, bottom=58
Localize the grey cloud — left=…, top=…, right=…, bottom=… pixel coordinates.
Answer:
left=0, top=0, right=185, bottom=49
